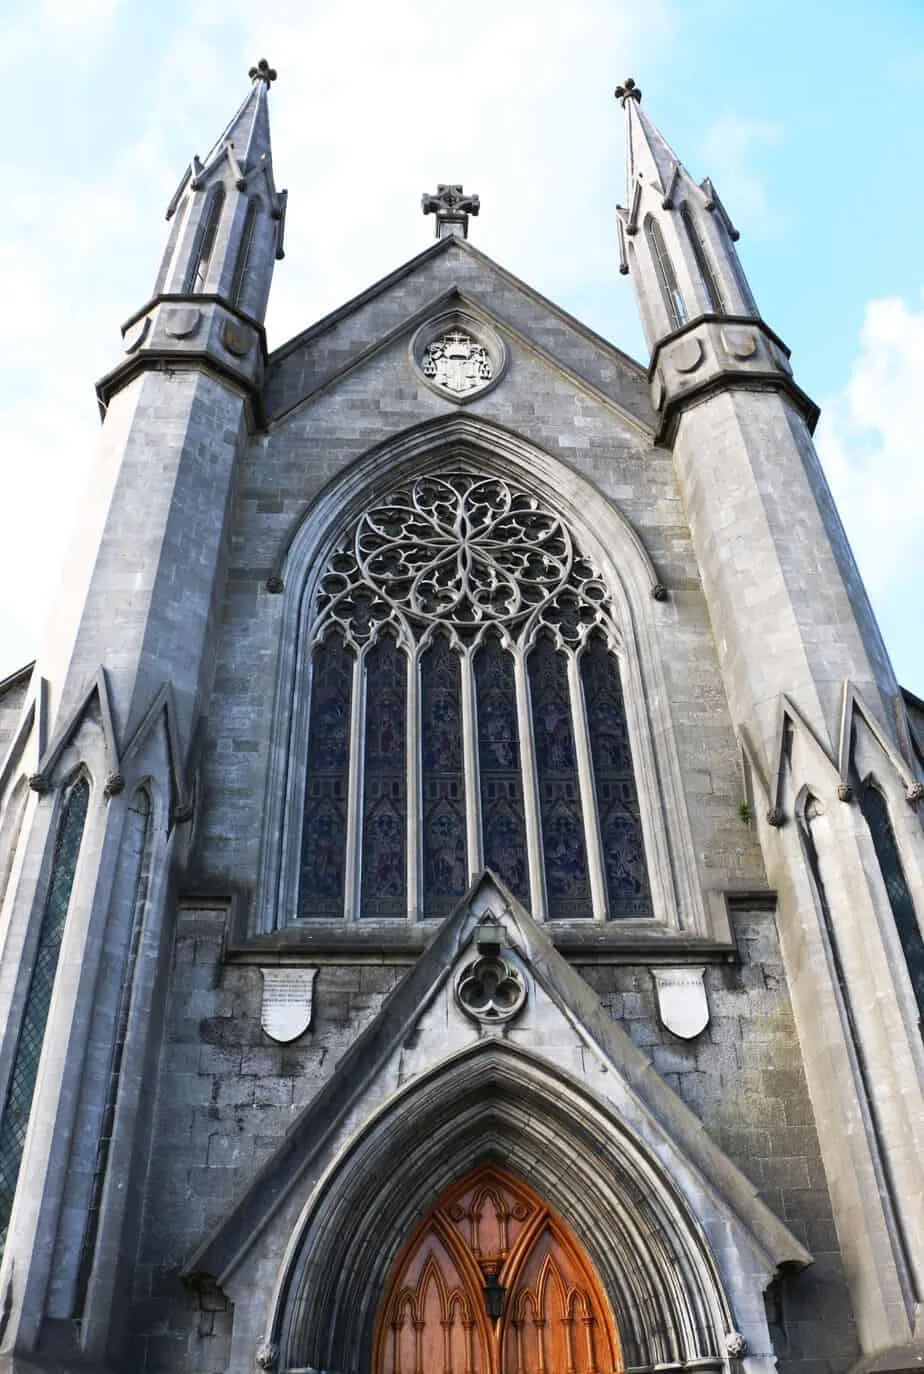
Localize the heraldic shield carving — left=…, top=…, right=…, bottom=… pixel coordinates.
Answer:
left=412, top=310, right=507, bottom=403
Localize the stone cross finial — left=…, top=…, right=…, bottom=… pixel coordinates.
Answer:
left=422, top=184, right=480, bottom=240
left=615, top=77, right=641, bottom=106
left=249, top=58, right=278, bottom=85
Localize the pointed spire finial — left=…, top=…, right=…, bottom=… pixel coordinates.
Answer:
left=249, top=58, right=277, bottom=86
left=615, top=77, right=641, bottom=107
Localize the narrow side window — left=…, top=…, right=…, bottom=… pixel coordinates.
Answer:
left=858, top=780, right=924, bottom=1020
left=681, top=203, right=726, bottom=313
left=0, top=775, right=90, bottom=1255
left=645, top=215, right=686, bottom=328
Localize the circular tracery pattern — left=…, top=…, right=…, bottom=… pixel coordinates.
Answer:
left=315, top=473, right=613, bottom=647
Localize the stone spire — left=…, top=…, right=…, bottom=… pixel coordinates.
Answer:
left=151, top=60, right=287, bottom=324
left=614, top=78, right=765, bottom=363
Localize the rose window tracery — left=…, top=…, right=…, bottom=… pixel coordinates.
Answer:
left=300, top=472, right=651, bottom=922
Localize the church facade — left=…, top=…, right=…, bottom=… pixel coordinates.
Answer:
left=0, top=62, right=923, bottom=1374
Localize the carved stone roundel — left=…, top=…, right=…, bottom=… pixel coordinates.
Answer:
left=411, top=311, right=506, bottom=403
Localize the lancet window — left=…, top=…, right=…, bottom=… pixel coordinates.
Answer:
left=645, top=215, right=686, bottom=329
left=858, top=779, right=924, bottom=1020
left=0, top=775, right=89, bottom=1257
left=297, top=472, right=651, bottom=922
left=680, top=203, right=726, bottom=314
left=185, top=184, right=225, bottom=294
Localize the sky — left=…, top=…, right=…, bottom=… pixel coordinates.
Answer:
left=2, top=0, right=923, bottom=695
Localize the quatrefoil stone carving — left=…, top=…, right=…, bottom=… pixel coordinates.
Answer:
left=456, top=953, right=527, bottom=1025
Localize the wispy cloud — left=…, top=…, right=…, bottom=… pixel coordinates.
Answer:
left=0, top=0, right=672, bottom=672
left=698, top=116, right=786, bottom=237
left=816, top=292, right=924, bottom=689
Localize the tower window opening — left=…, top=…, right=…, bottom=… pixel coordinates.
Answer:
left=858, top=779, right=924, bottom=1022
left=645, top=216, right=686, bottom=329
left=231, top=196, right=260, bottom=307
left=296, top=473, right=652, bottom=922
left=186, top=184, right=226, bottom=294
left=681, top=204, right=726, bottom=313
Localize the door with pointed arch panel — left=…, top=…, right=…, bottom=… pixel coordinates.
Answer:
left=374, top=1165, right=621, bottom=1374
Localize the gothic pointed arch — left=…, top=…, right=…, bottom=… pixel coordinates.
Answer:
left=259, top=1043, right=767, bottom=1373
left=255, top=415, right=708, bottom=941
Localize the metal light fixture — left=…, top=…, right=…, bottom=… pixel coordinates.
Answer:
left=482, top=1268, right=505, bottom=1321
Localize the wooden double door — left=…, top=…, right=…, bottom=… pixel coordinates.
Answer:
left=374, top=1166, right=620, bottom=1374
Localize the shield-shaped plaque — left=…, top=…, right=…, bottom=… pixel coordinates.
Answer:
left=651, top=966, right=709, bottom=1040
left=670, top=336, right=703, bottom=374
left=164, top=306, right=201, bottom=339
left=721, top=327, right=758, bottom=361
left=123, top=316, right=151, bottom=354
left=221, top=318, right=254, bottom=357
left=260, top=967, right=317, bottom=1043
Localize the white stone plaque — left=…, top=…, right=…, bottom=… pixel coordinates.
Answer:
left=651, top=966, right=709, bottom=1040
left=260, top=967, right=317, bottom=1043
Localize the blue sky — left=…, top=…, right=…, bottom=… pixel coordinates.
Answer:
left=2, top=0, right=923, bottom=694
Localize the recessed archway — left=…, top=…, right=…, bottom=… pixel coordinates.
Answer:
left=271, top=1044, right=739, bottom=1373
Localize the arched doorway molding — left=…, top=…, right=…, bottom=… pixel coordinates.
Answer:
left=267, top=1040, right=769, bottom=1373
left=255, top=412, right=707, bottom=940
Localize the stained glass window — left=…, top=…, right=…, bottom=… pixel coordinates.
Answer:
left=582, top=636, right=651, bottom=917
left=299, top=637, right=353, bottom=917
left=421, top=636, right=467, bottom=917
left=0, top=775, right=90, bottom=1258
left=529, top=638, right=590, bottom=917
left=361, top=636, right=407, bottom=917
left=475, top=636, right=530, bottom=906
left=858, top=780, right=924, bottom=1020
left=298, top=472, right=654, bottom=923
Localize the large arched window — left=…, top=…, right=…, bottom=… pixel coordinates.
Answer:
left=297, top=473, right=651, bottom=922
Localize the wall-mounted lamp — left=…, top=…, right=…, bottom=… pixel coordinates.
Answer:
left=482, top=1268, right=505, bottom=1321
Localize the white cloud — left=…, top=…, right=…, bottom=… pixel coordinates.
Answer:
left=698, top=116, right=785, bottom=237
left=816, top=292, right=924, bottom=689
left=40, top=0, right=122, bottom=31
left=0, top=1, right=671, bottom=673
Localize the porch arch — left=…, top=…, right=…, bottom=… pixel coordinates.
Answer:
left=270, top=1044, right=736, bottom=1373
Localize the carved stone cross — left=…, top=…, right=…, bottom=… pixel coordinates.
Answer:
left=421, top=184, right=480, bottom=240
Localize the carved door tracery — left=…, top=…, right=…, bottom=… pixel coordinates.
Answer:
left=374, top=1166, right=621, bottom=1374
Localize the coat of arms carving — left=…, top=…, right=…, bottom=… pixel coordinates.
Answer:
left=422, top=329, right=493, bottom=396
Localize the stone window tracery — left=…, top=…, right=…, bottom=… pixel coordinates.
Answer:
left=297, top=473, right=652, bottom=922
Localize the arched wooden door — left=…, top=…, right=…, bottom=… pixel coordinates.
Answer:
left=374, top=1165, right=621, bottom=1374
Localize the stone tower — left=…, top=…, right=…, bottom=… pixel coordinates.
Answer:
left=0, top=64, right=922, bottom=1374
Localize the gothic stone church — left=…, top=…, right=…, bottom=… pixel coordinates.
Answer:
left=1, top=62, right=923, bottom=1374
